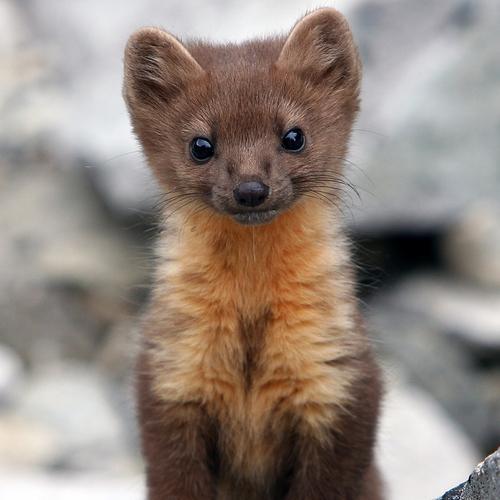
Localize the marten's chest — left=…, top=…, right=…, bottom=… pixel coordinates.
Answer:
left=158, top=300, right=317, bottom=481
left=148, top=212, right=358, bottom=480
left=150, top=276, right=356, bottom=482
left=157, top=293, right=330, bottom=421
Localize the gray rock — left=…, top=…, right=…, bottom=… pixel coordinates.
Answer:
left=0, top=0, right=64, bottom=155
left=0, top=414, right=61, bottom=468
left=0, top=470, right=144, bottom=500
left=96, top=319, right=140, bottom=382
left=442, top=203, right=500, bottom=289
left=0, top=159, right=147, bottom=364
left=15, top=363, right=138, bottom=472
left=346, top=0, right=500, bottom=232
left=0, top=344, right=23, bottom=404
left=366, top=274, right=500, bottom=450
left=461, top=448, right=500, bottom=499
left=438, top=448, right=500, bottom=500
left=371, top=273, right=500, bottom=352
left=440, top=483, right=467, bottom=500
left=94, top=319, right=142, bottom=449
left=378, top=378, right=478, bottom=500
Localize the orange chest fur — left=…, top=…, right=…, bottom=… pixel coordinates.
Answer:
left=148, top=207, right=358, bottom=473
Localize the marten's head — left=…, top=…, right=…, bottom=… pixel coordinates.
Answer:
left=124, top=8, right=361, bottom=226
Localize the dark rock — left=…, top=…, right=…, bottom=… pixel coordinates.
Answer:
left=448, top=1, right=477, bottom=29
left=440, top=483, right=466, bottom=500
left=437, top=448, right=500, bottom=500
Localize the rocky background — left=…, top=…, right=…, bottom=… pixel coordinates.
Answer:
left=1, top=0, right=499, bottom=498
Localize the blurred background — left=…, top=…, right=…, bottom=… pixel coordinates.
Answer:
left=1, top=0, right=499, bottom=498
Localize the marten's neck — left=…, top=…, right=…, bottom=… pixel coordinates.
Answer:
left=149, top=192, right=361, bottom=441
left=157, top=198, right=353, bottom=318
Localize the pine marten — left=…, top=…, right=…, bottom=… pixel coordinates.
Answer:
left=123, top=7, right=383, bottom=500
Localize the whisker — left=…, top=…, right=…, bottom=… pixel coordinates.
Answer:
left=352, top=128, right=387, bottom=138
left=82, top=150, right=144, bottom=169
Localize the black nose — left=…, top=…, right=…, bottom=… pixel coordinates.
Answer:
left=233, top=181, right=269, bottom=207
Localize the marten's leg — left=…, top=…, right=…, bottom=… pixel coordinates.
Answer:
left=285, top=354, right=383, bottom=500
left=137, top=355, right=218, bottom=500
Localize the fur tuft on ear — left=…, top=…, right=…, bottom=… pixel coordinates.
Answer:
left=123, top=27, right=204, bottom=110
left=276, top=8, right=361, bottom=90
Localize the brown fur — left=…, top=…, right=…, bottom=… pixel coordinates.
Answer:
left=125, top=8, right=383, bottom=500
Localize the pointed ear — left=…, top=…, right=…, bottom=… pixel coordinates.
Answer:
left=276, top=8, right=361, bottom=90
left=123, top=27, right=204, bottom=110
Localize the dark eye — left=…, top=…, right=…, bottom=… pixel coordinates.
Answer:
left=190, top=137, right=215, bottom=163
left=281, top=128, right=305, bottom=152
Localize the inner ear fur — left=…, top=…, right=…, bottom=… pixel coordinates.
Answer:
left=123, top=27, right=204, bottom=110
left=276, top=8, right=361, bottom=90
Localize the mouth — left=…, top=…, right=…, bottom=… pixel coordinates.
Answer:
left=232, top=209, right=278, bottom=225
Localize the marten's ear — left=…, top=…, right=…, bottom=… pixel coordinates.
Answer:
left=276, top=8, right=361, bottom=90
left=123, top=27, right=204, bottom=110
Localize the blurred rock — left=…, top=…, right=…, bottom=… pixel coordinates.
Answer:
left=371, top=273, right=500, bottom=352
left=366, top=276, right=500, bottom=451
left=0, top=414, right=60, bottom=468
left=0, top=0, right=65, bottom=155
left=442, top=203, right=500, bottom=289
left=83, top=160, right=160, bottom=223
left=0, top=344, right=23, bottom=404
left=0, top=159, right=148, bottom=364
left=0, top=470, right=144, bottom=500
left=94, top=319, right=142, bottom=452
left=96, top=319, right=139, bottom=383
left=347, top=0, right=500, bottom=232
left=438, top=447, right=500, bottom=500
left=15, top=363, right=138, bottom=472
left=378, top=377, right=478, bottom=500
